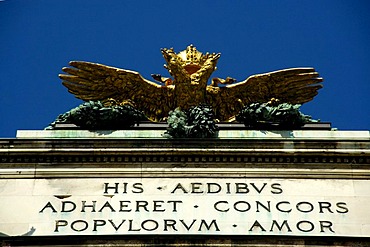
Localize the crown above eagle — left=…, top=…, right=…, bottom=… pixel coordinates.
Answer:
left=162, top=45, right=220, bottom=76
left=177, top=45, right=209, bottom=74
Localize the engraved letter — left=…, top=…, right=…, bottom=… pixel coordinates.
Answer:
left=81, top=201, right=96, bottom=212
left=164, top=219, right=178, bottom=231
left=198, top=219, right=220, bottom=231
left=214, top=201, right=229, bottom=212
left=171, top=183, right=188, bottom=193
left=54, top=220, right=68, bottom=232
left=93, top=220, right=106, bottom=231
left=270, top=220, right=292, bottom=232
left=271, top=183, right=283, bottom=194
left=104, top=182, right=119, bottom=194
left=168, top=200, right=183, bottom=212
left=61, top=201, right=76, bottom=213
left=39, top=202, right=57, bottom=213
left=320, top=221, right=335, bottom=233
left=249, top=220, right=266, bottom=232
left=336, top=202, right=349, bottom=214
left=132, top=183, right=144, bottom=193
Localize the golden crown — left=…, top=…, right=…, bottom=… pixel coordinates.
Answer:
left=176, top=45, right=209, bottom=74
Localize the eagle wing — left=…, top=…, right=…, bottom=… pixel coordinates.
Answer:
left=206, top=67, right=323, bottom=121
left=60, top=61, right=174, bottom=121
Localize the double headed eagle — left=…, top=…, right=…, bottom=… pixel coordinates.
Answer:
left=60, top=45, right=323, bottom=122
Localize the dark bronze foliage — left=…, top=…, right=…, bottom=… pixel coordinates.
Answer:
left=236, top=103, right=318, bottom=129
left=164, top=105, right=219, bottom=138
left=47, top=101, right=147, bottom=130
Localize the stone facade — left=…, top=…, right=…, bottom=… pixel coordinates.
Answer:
left=0, top=129, right=369, bottom=246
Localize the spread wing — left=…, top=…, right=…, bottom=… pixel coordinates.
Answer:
left=206, top=68, right=323, bottom=121
left=60, top=61, right=174, bottom=121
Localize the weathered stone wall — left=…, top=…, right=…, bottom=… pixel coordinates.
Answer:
left=0, top=130, right=369, bottom=246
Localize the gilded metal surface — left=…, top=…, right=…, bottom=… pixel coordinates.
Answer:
left=60, top=45, right=323, bottom=121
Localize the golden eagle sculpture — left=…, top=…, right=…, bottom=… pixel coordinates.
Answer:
left=60, top=45, right=323, bottom=122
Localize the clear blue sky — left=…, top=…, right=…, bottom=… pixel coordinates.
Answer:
left=1, top=0, right=369, bottom=137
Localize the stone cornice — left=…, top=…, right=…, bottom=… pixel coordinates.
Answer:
left=1, top=130, right=369, bottom=179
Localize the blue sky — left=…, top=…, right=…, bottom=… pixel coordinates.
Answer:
left=0, top=0, right=369, bottom=137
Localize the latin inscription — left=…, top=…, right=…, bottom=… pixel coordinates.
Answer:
left=36, top=181, right=350, bottom=235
